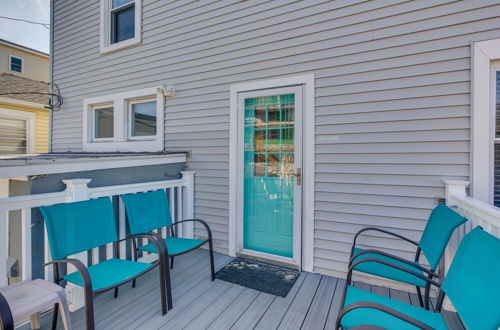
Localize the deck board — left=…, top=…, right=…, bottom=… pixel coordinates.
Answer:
left=23, top=250, right=464, bottom=330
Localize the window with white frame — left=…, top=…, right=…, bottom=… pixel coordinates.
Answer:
left=83, top=87, right=164, bottom=152
left=9, top=56, right=23, bottom=73
left=100, top=0, right=141, bottom=54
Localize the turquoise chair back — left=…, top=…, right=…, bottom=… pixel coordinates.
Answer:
left=441, top=227, right=500, bottom=329
left=418, top=203, right=467, bottom=269
left=121, top=190, right=172, bottom=235
left=39, top=198, right=118, bottom=260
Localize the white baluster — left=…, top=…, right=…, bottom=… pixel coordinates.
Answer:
left=181, top=171, right=195, bottom=239
left=21, top=208, right=32, bottom=281
left=0, top=210, right=8, bottom=286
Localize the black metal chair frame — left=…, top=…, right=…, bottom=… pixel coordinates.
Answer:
left=46, top=233, right=169, bottom=330
left=349, top=227, right=439, bottom=310
left=0, top=292, right=14, bottom=330
left=129, top=219, right=216, bottom=295
left=336, top=257, right=448, bottom=329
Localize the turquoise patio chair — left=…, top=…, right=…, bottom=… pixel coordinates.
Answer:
left=39, top=198, right=170, bottom=330
left=337, top=227, right=500, bottom=329
left=349, top=203, right=466, bottom=309
left=121, top=189, right=215, bottom=307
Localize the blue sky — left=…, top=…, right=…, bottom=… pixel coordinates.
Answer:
left=0, top=0, right=50, bottom=53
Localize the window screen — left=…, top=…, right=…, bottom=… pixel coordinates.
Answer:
left=131, top=100, right=156, bottom=137
left=10, top=57, right=22, bottom=72
left=94, top=107, right=114, bottom=139
left=111, top=0, right=135, bottom=44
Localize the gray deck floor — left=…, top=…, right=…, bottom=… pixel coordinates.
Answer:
left=26, top=250, right=463, bottom=329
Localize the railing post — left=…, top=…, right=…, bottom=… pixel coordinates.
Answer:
left=181, top=171, right=195, bottom=239
left=60, top=179, right=91, bottom=312
left=443, top=180, right=469, bottom=207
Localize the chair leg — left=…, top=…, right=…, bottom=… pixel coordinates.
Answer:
left=114, top=287, right=119, bottom=298
left=170, top=256, right=174, bottom=269
left=165, top=256, right=173, bottom=310
left=30, top=312, right=41, bottom=330
left=51, top=303, right=59, bottom=329
left=208, top=238, right=215, bottom=281
left=424, top=283, right=431, bottom=310
left=83, top=286, right=95, bottom=330
left=416, top=286, right=424, bottom=307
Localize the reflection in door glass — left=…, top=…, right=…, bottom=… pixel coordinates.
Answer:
left=243, top=94, right=295, bottom=257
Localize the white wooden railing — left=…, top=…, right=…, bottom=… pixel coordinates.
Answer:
left=0, top=171, right=195, bottom=310
left=443, top=180, right=500, bottom=310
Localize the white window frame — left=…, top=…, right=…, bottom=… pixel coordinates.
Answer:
left=100, top=0, right=142, bottom=54
left=0, top=108, right=35, bottom=154
left=8, top=55, right=23, bottom=73
left=471, top=38, right=500, bottom=203
left=128, top=97, right=157, bottom=140
left=91, top=104, right=114, bottom=142
left=83, top=86, right=164, bottom=152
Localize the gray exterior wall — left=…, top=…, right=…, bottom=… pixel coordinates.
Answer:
left=51, top=0, right=500, bottom=278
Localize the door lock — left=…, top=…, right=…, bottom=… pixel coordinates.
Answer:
left=294, top=168, right=302, bottom=186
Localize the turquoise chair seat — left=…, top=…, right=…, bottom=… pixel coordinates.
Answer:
left=64, top=258, right=151, bottom=291
left=341, top=286, right=447, bottom=330
left=140, top=237, right=205, bottom=255
left=351, top=247, right=427, bottom=287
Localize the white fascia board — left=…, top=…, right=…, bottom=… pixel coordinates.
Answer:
left=0, top=153, right=187, bottom=179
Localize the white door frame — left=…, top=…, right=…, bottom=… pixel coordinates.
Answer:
left=0, top=108, right=36, bottom=154
left=229, top=74, right=315, bottom=271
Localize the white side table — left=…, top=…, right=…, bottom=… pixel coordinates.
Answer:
left=0, top=279, right=71, bottom=330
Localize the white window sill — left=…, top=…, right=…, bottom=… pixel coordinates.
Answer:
left=83, top=139, right=163, bottom=153
left=100, top=36, right=141, bottom=54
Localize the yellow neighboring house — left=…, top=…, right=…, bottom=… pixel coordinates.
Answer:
left=0, top=39, right=49, bottom=154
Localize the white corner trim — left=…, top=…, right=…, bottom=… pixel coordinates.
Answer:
left=228, top=74, right=315, bottom=272
left=82, top=86, right=164, bottom=152
left=100, top=0, right=142, bottom=54
left=471, top=38, right=500, bottom=203
left=0, top=107, right=36, bottom=153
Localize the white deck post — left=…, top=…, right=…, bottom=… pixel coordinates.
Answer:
left=181, top=171, right=195, bottom=239
left=61, top=179, right=92, bottom=312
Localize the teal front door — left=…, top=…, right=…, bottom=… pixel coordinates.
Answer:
left=239, top=87, right=302, bottom=260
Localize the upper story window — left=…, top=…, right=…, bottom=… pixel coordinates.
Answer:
left=100, top=0, right=141, bottom=54
left=9, top=56, right=23, bottom=73
left=83, top=87, right=164, bottom=152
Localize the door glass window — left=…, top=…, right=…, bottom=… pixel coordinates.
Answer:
left=243, top=93, right=295, bottom=257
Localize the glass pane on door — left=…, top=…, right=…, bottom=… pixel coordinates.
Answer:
left=243, top=94, right=295, bottom=257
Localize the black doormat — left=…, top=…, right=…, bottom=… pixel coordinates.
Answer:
left=215, top=258, right=299, bottom=297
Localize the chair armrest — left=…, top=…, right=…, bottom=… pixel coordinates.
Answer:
left=165, top=219, right=213, bottom=242
left=336, top=301, right=434, bottom=330
left=353, top=227, right=418, bottom=249
left=349, top=249, right=438, bottom=278
left=348, top=258, right=440, bottom=288
left=0, top=292, right=14, bottom=330
left=45, top=258, right=93, bottom=291
left=118, top=233, right=169, bottom=257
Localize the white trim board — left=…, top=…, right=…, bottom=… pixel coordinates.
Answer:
left=471, top=38, right=500, bottom=202
left=229, top=74, right=315, bottom=272
left=0, top=153, right=187, bottom=179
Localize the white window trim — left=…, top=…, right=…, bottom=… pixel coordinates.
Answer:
left=0, top=108, right=35, bottom=154
left=471, top=38, right=500, bottom=203
left=100, top=0, right=142, bottom=54
left=8, top=55, right=23, bottom=73
left=83, top=86, right=164, bottom=152
left=128, top=97, right=157, bottom=140
left=228, top=74, right=315, bottom=272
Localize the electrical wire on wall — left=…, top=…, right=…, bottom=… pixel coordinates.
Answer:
left=0, top=82, right=63, bottom=111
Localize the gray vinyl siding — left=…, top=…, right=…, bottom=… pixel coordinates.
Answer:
left=51, top=0, right=500, bottom=277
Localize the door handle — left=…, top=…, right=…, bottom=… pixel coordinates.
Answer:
left=294, top=168, right=302, bottom=186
